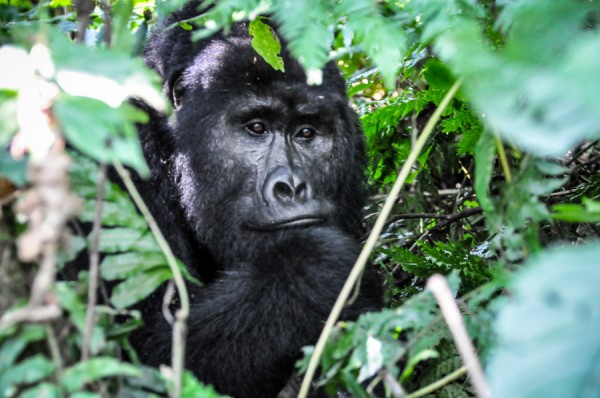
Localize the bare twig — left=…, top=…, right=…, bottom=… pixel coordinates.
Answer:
left=0, top=305, right=61, bottom=329
left=75, top=0, right=95, bottom=43
left=427, top=275, right=490, bottom=398
left=298, top=80, right=463, bottom=398
left=100, top=0, right=113, bottom=46
left=82, top=162, right=106, bottom=361
left=113, top=160, right=189, bottom=398
left=379, top=368, right=407, bottom=398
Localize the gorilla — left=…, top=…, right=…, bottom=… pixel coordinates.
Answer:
left=124, top=3, right=382, bottom=397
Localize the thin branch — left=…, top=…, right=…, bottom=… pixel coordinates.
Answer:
left=75, top=0, right=95, bottom=43
left=0, top=305, right=61, bottom=330
left=82, top=162, right=106, bottom=361
left=100, top=0, right=112, bottom=46
left=380, top=368, right=407, bottom=398
left=387, top=207, right=482, bottom=223
left=407, top=366, right=467, bottom=398
left=113, top=160, right=189, bottom=398
left=427, top=275, right=490, bottom=398
left=298, top=80, right=463, bottom=398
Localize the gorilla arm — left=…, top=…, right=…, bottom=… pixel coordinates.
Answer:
left=133, top=227, right=380, bottom=398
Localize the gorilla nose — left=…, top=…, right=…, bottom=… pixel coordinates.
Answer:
left=263, top=166, right=313, bottom=205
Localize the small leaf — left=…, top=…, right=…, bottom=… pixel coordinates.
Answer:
left=249, top=18, right=285, bottom=72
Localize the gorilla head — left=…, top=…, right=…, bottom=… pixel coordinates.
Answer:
left=145, top=19, right=366, bottom=267
left=130, top=4, right=380, bottom=397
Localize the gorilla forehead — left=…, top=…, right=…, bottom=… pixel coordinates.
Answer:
left=182, top=29, right=346, bottom=101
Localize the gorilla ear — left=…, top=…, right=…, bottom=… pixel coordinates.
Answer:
left=170, top=75, right=185, bottom=110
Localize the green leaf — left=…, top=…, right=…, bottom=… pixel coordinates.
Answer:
left=180, top=370, right=229, bottom=398
left=54, top=96, right=149, bottom=177
left=111, top=268, right=172, bottom=309
left=0, top=325, right=45, bottom=374
left=474, top=130, right=495, bottom=214
left=552, top=199, right=600, bottom=223
left=0, top=90, right=18, bottom=146
left=435, top=3, right=600, bottom=156
left=20, top=383, right=60, bottom=398
left=249, top=18, right=284, bottom=72
left=0, top=153, right=27, bottom=186
left=54, top=282, right=106, bottom=354
left=340, top=0, right=406, bottom=89
left=61, top=357, right=141, bottom=392
left=96, top=227, right=147, bottom=253
left=272, top=0, right=332, bottom=83
left=101, top=252, right=167, bottom=280
left=487, top=244, right=600, bottom=397
left=0, top=355, right=55, bottom=397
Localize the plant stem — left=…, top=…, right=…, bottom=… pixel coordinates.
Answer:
left=298, top=79, right=463, bottom=398
left=407, top=366, right=467, bottom=398
left=427, top=275, right=490, bottom=398
left=113, top=160, right=189, bottom=398
left=82, top=162, right=106, bottom=361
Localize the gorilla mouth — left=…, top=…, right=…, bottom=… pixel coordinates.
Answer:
left=246, top=215, right=326, bottom=231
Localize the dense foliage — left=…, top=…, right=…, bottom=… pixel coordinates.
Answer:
left=1, top=0, right=599, bottom=397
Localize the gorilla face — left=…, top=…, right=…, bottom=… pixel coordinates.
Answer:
left=165, top=29, right=365, bottom=265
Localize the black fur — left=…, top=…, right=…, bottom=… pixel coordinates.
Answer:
left=126, top=3, right=382, bottom=397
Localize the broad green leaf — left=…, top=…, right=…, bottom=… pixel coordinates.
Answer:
left=435, top=4, right=600, bottom=156
left=249, top=18, right=284, bottom=72
left=0, top=355, right=55, bottom=397
left=50, top=30, right=164, bottom=111
left=101, top=252, right=167, bottom=280
left=61, top=357, right=141, bottom=392
left=180, top=370, right=229, bottom=398
left=272, top=0, right=332, bottom=84
left=96, top=227, right=146, bottom=253
left=111, top=268, right=172, bottom=309
left=552, top=199, right=600, bottom=223
left=487, top=244, right=600, bottom=397
left=54, top=96, right=149, bottom=177
left=20, top=383, right=59, bottom=398
left=0, top=325, right=45, bottom=373
left=0, top=152, right=27, bottom=186
left=54, top=282, right=106, bottom=354
left=340, top=0, right=405, bottom=89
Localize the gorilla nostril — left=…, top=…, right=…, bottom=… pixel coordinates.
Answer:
left=274, top=181, right=294, bottom=201
left=295, top=182, right=307, bottom=201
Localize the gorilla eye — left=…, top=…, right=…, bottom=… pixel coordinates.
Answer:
left=246, top=122, right=267, bottom=136
left=296, top=127, right=316, bottom=140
